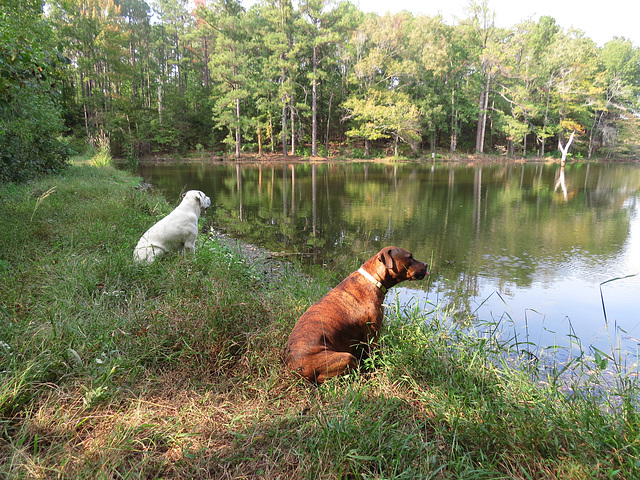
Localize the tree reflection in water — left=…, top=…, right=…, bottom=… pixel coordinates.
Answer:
left=139, top=161, right=640, bottom=359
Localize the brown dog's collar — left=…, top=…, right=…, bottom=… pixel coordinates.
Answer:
left=357, top=267, right=387, bottom=294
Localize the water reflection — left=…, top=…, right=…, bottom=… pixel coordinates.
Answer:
left=138, top=161, right=640, bottom=357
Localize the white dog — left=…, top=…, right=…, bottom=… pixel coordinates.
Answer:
left=134, top=190, right=211, bottom=264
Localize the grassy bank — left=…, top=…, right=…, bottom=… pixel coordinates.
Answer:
left=1, top=165, right=639, bottom=479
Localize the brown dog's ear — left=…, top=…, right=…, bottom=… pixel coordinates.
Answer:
left=379, top=247, right=397, bottom=270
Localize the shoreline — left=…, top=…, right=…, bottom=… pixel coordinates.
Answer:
left=128, top=151, right=640, bottom=166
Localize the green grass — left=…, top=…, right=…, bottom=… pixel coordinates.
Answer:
left=1, top=164, right=639, bottom=479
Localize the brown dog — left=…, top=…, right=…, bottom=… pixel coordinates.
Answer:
left=284, top=246, right=429, bottom=384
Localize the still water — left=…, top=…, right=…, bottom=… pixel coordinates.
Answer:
left=138, top=161, right=640, bottom=362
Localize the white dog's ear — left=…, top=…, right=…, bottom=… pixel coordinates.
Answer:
left=198, top=191, right=211, bottom=208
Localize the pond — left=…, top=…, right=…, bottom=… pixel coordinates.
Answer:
left=138, top=160, right=640, bottom=365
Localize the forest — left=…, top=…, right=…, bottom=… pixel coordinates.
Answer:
left=2, top=0, right=640, bottom=182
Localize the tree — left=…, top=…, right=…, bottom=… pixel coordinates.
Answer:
left=1, top=0, right=71, bottom=182
left=558, top=129, right=575, bottom=165
left=343, top=90, right=420, bottom=156
left=202, top=0, right=250, bottom=160
left=300, top=0, right=334, bottom=156
left=345, top=11, right=418, bottom=155
left=34, top=0, right=640, bottom=160
left=590, top=38, right=640, bottom=157
left=464, top=0, right=499, bottom=154
left=489, top=20, right=541, bottom=157
left=258, top=0, right=298, bottom=156
left=409, top=14, right=474, bottom=154
left=527, top=16, right=562, bottom=156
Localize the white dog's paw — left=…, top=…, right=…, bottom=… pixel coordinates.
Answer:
left=133, top=244, right=165, bottom=264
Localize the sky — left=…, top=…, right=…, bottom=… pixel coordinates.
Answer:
left=354, top=0, right=640, bottom=47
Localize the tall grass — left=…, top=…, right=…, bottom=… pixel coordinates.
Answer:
left=89, top=131, right=113, bottom=168
left=1, top=164, right=639, bottom=479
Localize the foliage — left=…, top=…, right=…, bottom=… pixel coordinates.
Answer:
left=0, top=0, right=71, bottom=183
left=26, top=0, right=640, bottom=161
left=344, top=90, right=421, bottom=155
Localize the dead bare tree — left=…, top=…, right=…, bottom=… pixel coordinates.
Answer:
left=559, top=130, right=575, bottom=166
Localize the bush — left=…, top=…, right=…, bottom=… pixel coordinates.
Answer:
left=0, top=0, right=71, bottom=183
left=0, top=91, right=71, bottom=183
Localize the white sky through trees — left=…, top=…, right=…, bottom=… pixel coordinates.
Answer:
left=240, top=0, right=640, bottom=47
left=354, top=0, right=640, bottom=47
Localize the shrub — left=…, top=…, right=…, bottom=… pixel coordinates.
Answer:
left=0, top=91, right=71, bottom=183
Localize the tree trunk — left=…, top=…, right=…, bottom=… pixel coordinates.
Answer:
left=281, top=99, right=287, bottom=156
left=281, top=69, right=288, bottom=156
left=157, top=80, right=163, bottom=125
left=588, top=111, right=603, bottom=158
left=325, top=93, right=333, bottom=156
left=311, top=45, right=318, bottom=157
left=475, top=73, right=491, bottom=153
left=203, top=36, right=210, bottom=86
left=130, top=40, right=137, bottom=102
left=290, top=93, right=295, bottom=155
left=235, top=96, right=241, bottom=160
left=541, top=93, right=551, bottom=156
left=450, top=89, right=457, bottom=153
left=280, top=52, right=288, bottom=155
left=269, top=114, right=275, bottom=154
left=146, top=63, right=151, bottom=109
left=475, top=86, right=485, bottom=152
left=81, top=72, right=89, bottom=138
left=559, top=130, right=575, bottom=166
